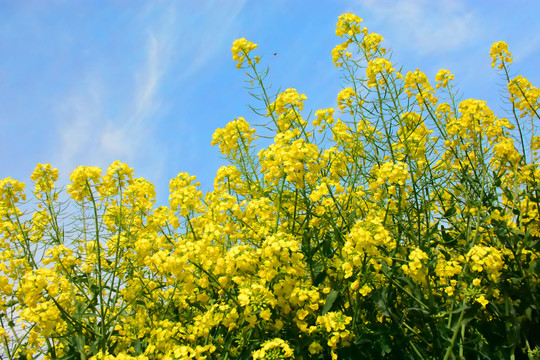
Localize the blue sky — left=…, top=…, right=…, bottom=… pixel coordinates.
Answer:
left=1, top=0, right=539, bottom=206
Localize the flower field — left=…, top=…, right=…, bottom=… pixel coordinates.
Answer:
left=1, top=13, right=539, bottom=360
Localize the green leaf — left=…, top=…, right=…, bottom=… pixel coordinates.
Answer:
left=312, top=263, right=326, bottom=286
left=322, top=290, right=339, bottom=315
left=443, top=206, right=457, bottom=217
left=503, top=187, right=514, bottom=202
left=134, top=338, right=143, bottom=355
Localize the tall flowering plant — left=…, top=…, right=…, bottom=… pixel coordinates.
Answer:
left=1, top=13, right=539, bottom=360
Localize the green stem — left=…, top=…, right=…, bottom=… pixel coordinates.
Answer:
left=443, top=300, right=467, bottom=360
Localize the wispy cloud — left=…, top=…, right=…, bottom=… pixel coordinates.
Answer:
left=55, top=3, right=177, bottom=181
left=176, top=1, right=246, bottom=80
left=57, top=74, right=105, bottom=174
left=358, top=0, right=478, bottom=54
left=99, top=15, right=173, bottom=172
left=512, top=33, right=540, bottom=64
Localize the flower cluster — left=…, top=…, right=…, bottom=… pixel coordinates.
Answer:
left=435, top=69, right=455, bottom=89
left=490, top=40, right=513, bottom=69
left=1, top=13, right=539, bottom=360
left=361, top=32, right=386, bottom=56
left=507, top=75, right=540, bottom=119
left=336, top=87, right=356, bottom=112
left=365, top=58, right=395, bottom=88
left=231, top=37, right=258, bottom=69
left=66, top=165, right=102, bottom=202
left=271, top=88, right=308, bottom=115
left=211, top=116, right=257, bottom=158
left=404, top=69, right=438, bottom=109
left=335, top=13, right=364, bottom=38
left=252, top=338, right=294, bottom=360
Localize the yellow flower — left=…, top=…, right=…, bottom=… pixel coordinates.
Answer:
left=270, top=88, right=308, bottom=117
left=490, top=41, right=513, bottom=69
left=404, top=69, right=438, bottom=109
left=335, top=13, right=363, bottom=38
left=366, top=58, right=395, bottom=87
left=476, top=295, right=489, bottom=308
left=467, top=245, right=504, bottom=282
left=313, top=108, right=335, bottom=129
left=30, top=163, right=59, bottom=196
left=232, top=38, right=258, bottom=68
left=308, top=341, right=323, bottom=354
left=359, top=284, right=372, bottom=296
left=0, top=177, right=26, bottom=206
left=435, top=69, right=454, bottom=89
left=99, top=160, right=134, bottom=197
left=66, top=166, right=102, bottom=202
left=362, top=32, right=386, bottom=55
left=337, top=87, right=356, bottom=111
left=331, top=42, right=352, bottom=67
left=252, top=338, right=294, bottom=359
left=260, top=308, right=272, bottom=321
left=296, top=308, right=309, bottom=321
left=402, top=248, right=429, bottom=284
left=316, top=311, right=352, bottom=333
left=507, top=75, right=539, bottom=119
left=211, top=116, right=257, bottom=157
left=169, top=172, right=203, bottom=217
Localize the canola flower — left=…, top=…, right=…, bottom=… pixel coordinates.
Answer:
left=1, top=13, right=539, bottom=360
left=231, top=37, right=258, bottom=69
